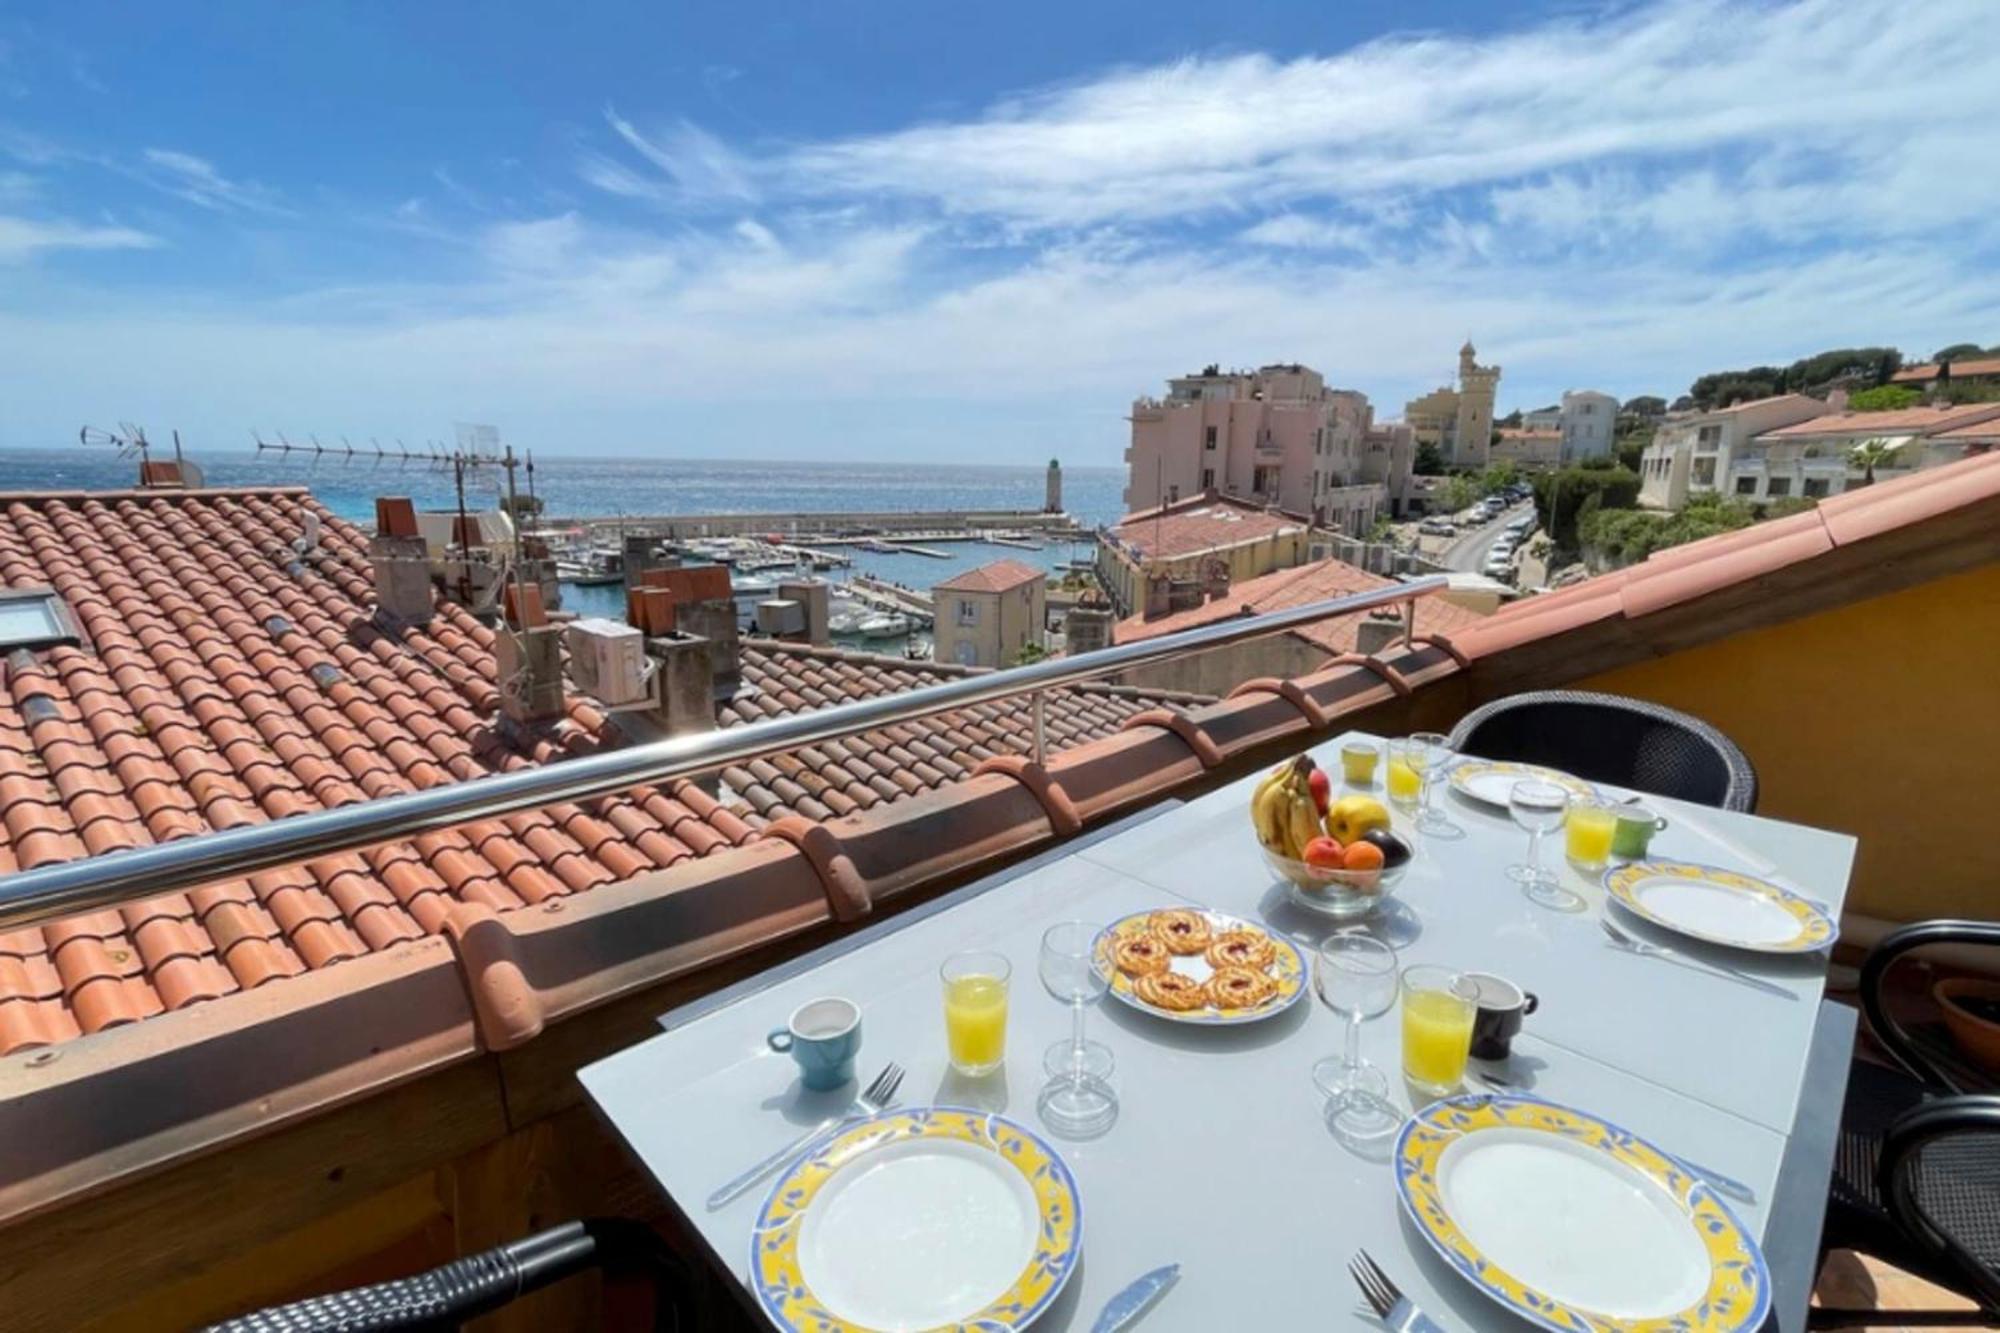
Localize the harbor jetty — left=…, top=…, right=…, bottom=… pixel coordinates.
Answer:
left=547, top=508, right=1090, bottom=543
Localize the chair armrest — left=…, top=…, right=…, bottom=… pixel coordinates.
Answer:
left=1879, top=1095, right=2000, bottom=1309
left=1861, top=921, right=2000, bottom=1095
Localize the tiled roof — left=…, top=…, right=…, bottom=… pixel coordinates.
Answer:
left=1113, top=557, right=1490, bottom=655
left=1757, top=403, right=2000, bottom=439
left=932, top=559, right=1044, bottom=594
left=0, top=488, right=1203, bottom=1053
left=1496, top=428, right=1561, bottom=441
left=1935, top=419, right=2000, bottom=441
left=1891, top=357, right=2000, bottom=383
left=1111, top=493, right=1307, bottom=560
left=716, top=641, right=1206, bottom=825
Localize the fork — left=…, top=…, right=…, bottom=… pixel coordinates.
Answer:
left=1599, top=917, right=1795, bottom=1000
left=1350, top=1250, right=1447, bottom=1333
left=707, top=1061, right=905, bottom=1210
left=1466, top=1066, right=1758, bottom=1205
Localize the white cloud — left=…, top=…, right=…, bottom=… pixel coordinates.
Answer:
left=0, top=214, right=156, bottom=262
left=141, top=147, right=288, bottom=214
left=1240, top=214, right=1373, bottom=252
left=594, top=107, right=756, bottom=206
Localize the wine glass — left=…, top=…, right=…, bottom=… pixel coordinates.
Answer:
left=1036, top=921, right=1117, bottom=1138
left=1508, top=779, right=1582, bottom=912
left=1311, top=932, right=1400, bottom=1137
left=1409, top=731, right=1459, bottom=836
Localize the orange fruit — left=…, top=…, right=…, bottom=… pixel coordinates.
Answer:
left=1341, top=840, right=1385, bottom=871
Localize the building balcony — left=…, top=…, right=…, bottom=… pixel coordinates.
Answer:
left=1, top=456, right=1998, bottom=1328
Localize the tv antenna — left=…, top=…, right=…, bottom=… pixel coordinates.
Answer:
left=252, top=430, right=452, bottom=472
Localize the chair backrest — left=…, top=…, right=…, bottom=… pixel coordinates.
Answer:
left=1446, top=689, right=1757, bottom=812
left=1881, top=1096, right=2000, bottom=1305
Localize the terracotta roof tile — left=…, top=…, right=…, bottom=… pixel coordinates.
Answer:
left=0, top=487, right=1211, bottom=1052
left=1757, top=403, right=2000, bottom=438
left=1114, top=557, right=1490, bottom=655
left=933, top=559, right=1045, bottom=594
left=1110, top=492, right=1309, bottom=560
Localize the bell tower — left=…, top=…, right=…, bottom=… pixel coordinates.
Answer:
left=1453, top=341, right=1501, bottom=468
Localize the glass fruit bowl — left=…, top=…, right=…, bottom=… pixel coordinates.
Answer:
left=1260, top=845, right=1407, bottom=919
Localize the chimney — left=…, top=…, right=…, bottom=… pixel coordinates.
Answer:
left=1144, top=572, right=1173, bottom=620
left=1203, top=559, right=1231, bottom=602
left=139, top=459, right=186, bottom=489
left=779, top=578, right=832, bottom=646
left=1355, top=615, right=1404, bottom=657
left=624, top=533, right=665, bottom=581
left=755, top=599, right=806, bottom=639
left=644, top=567, right=740, bottom=692
left=496, top=622, right=566, bottom=725
left=643, top=632, right=717, bottom=736
left=1064, top=602, right=1114, bottom=656
left=369, top=497, right=432, bottom=623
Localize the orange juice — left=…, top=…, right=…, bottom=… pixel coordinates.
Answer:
left=1565, top=803, right=1617, bottom=869
left=1402, top=984, right=1475, bottom=1096
left=1386, top=757, right=1422, bottom=805
left=944, top=974, right=1009, bottom=1074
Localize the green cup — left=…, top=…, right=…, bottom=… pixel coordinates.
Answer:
left=1612, top=805, right=1668, bottom=859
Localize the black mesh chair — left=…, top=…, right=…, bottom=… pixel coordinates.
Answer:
left=202, top=1218, right=692, bottom=1332
left=1815, top=921, right=2000, bottom=1325
left=1445, top=689, right=1757, bottom=812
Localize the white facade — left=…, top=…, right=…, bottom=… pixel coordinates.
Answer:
left=1729, top=404, right=2000, bottom=502
left=1637, top=394, right=1827, bottom=510
left=1125, top=363, right=1388, bottom=534
left=1559, top=390, right=1620, bottom=464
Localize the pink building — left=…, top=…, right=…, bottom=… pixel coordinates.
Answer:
left=1124, top=363, right=1390, bottom=534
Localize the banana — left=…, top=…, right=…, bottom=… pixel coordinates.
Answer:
left=1286, top=783, right=1321, bottom=860
left=1251, top=778, right=1291, bottom=853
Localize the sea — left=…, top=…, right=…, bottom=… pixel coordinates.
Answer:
left=0, top=447, right=1126, bottom=652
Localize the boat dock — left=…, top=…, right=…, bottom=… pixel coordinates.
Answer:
left=849, top=577, right=935, bottom=621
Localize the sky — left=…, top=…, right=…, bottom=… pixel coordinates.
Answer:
left=1, top=0, right=1996, bottom=465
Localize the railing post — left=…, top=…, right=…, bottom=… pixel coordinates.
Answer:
left=1402, top=595, right=1416, bottom=650
left=1032, top=690, right=1047, bottom=767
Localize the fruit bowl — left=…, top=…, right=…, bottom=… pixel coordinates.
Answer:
left=1260, top=845, right=1406, bottom=919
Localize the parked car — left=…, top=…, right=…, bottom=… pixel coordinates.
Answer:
left=1419, top=518, right=1456, bottom=536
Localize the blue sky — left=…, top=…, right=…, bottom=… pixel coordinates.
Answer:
left=2, top=0, right=1996, bottom=464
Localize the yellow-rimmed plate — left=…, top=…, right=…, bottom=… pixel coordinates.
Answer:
left=751, top=1107, right=1080, bottom=1332
left=1396, top=1094, right=1770, bottom=1333
left=1092, top=908, right=1306, bottom=1026
left=1605, top=860, right=1837, bottom=954
left=1448, top=759, right=1597, bottom=807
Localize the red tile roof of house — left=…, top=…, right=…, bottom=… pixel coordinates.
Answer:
left=0, top=488, right=1202, bottom=1053
left=1111, top=493, right=1307, bottom=561
left=1113, top=556, right=1491, bottom=654
left=1757, top=403, right=2000, bottom=439
left=932, top=559, right=1044, bottom=594
left=1936, top=419, right=2000, bottom=441
left=1891, top=357, right=2000, bottom=383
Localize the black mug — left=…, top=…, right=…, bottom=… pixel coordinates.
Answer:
left=1465, top=971, right=1538, bottom=1061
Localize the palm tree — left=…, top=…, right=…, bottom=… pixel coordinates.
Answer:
left=1847, top=437, right=1905, bottom=488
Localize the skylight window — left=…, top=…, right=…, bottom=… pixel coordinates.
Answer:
left=0, top=589, right=79, bottom=651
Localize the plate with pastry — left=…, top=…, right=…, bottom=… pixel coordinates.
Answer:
left=1091, top=908, right=1305, bottom=1026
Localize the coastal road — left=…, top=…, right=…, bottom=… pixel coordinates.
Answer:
left=1436, top=500, right=1535, bottom=572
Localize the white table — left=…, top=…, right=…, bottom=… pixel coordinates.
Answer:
left=581, top=732, right=1858, bottom=1331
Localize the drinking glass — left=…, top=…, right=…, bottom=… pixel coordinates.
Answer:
left=1409, top=731, right=1459, bottom=835
left=941, top=951, right=1011, bottom=1077
left=1508, top=779, right=1582, bottom=911
left=1339, top=740, right=1380, bottom=787
left=1565, top=798, right=1619, bottom=872
left=1384, top=738, right=1423, bottom=809
left=1312, top=933, right=1400, bottom=1120
left=1401, top=964, right=1478, bottom=1098
left=1036, top=922, right=1117, bottom=1137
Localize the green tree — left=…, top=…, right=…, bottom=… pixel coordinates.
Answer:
left=1846, top=385, right=1920, bottom=412
left=1847, top=438, right=1905, bottom=487
left=1013, top=642, right=1050, bottom=666
left=1532, top=465, right=1642, bottom=553
left=1413, top=442, right=1447, bottom=475
left=1477, top=461, right=1520, bottom=493
left=1621, top=395, right=1667, bottom=418
left=1932, top=342, right=1988, bottom=364
left=1440, top=474, right=1482, bottom=513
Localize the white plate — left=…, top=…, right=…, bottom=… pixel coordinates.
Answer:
left=799, top=1137, right=1038, bottom=1327
left=1438, top=1128, right=1710, bottom=1315
left=1447, top=759, right=1597, bottom=808
left=1604, top=861, right=1837, bottom=954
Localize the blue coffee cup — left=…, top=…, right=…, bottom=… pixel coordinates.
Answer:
left=769, top=997, right=862, bottom=1091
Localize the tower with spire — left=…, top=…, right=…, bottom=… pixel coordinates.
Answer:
left=1404, top=341, right=1502, bottom=470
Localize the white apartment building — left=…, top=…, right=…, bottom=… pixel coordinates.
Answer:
left=1637, top=394, right=1824, bottom=510
left=1559, top=390, right=1620, bottom=463
left=1124, top=363, right=1390, bottom=535
left=1730, top=402, right=2000, bottom=502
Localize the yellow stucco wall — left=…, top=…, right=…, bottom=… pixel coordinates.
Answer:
left=1575, top=562, right=2000, bottom=922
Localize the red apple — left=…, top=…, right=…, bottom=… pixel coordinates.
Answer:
left=1303, top=836, right=1345, bottom=869
left=1306, top=765, right=1331, bottom=815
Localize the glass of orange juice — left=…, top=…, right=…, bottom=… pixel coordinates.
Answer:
left=1385, top=739, right=1423, bottom=808
left=1401, top=964, right=1477, bottom=1098
left=1565, top=799, right=1618, bottom=873
left=942, top=950, right=1011, bottom=1076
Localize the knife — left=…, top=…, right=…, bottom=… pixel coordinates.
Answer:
left=1090, top=1263, right=1180, bottom=1333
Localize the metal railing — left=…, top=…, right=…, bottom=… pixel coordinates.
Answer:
left=0, top=576, right=1447, bottom=933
